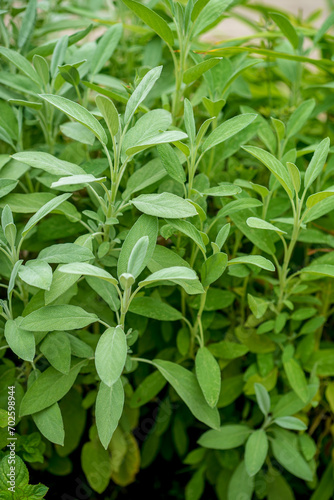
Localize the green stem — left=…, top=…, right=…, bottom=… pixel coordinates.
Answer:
left=206, top=117, right=218, bottom=177
left=277, top=208, right=301, bottom=311
left=131, top=357, right=155, bottom=366
left=193, top=288, right=208, bottom=348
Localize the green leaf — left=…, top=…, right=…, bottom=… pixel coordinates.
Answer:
left=50, top=35, right=68, bottom=77
left=305, top=349, right=334, bottom=376
left=218, top=375, right=244, bottom=408
left=195, top=347, right=221, bottom=408
left=0, top=178, right=18, bottom=198
left=86, top=275, right=120, bottom=314
left=287, top=161, right=301, bottom=193
left=0, top=409, right=8, bottom=428
left=129, top=296, right=183, bottom=321
left=191, top=0, right=210, bottom=21
left=191, top=288, right=235, bottom=311
left=121, top=0, right=174, bottom=46
left=96, top=379, right=124, bottom=449
left=242, top=145, right=293, bottom=198
left=272, top=389, right=314, bottom=418
left=0, top=71, right=39, bottom=96
left=304, top=138, right=330, bottom=190
left=245, top=429, right=268, bottom=477
left=201, top=252, right=227, bottom=286
left=91, top=24, right=123, bottom=76
left=148, top=245, right=191, bottom=272
left=2, top=203, right=14, bottom=230
left=254, top=383, right=271, bottom=417
left=218, top=199, right=262, bottom=218
left=193, top=0, right=233, bottom=36
left=21, top=305, right=97, bottom=331
left=58, top=262, right=117, bottom=285
left=274, top=416, right=307, bottom=430
left=228, top=255, right=275, bottom=272
left=283, top=358, right=309, bottom=403
left=95, top=326, right=127, bottom=387
left=271, top=436, right=313, bottom=481
left=60, top=122, right=95, bottom=146
left=0, top=455, right=29, bottom=489
left=122, top=158, right=166, bottom=199
left=246, top=217, right=286, bottom=234
left=33, top=54, right=49, bottom=87
left=125, top=130, right=188, bottom=156
left=54, top=389, right=86, bottom=458
left=81, top=439, right=111, bottom=493
left=198, top=424, right=251, bottom=449
left=22, top=193, right=72, bottom=237
left=306, top=189, right=334, bottom=208
left=154, top=359, right=220, bottom=429
left=249, top=294, right=269, bottom=320
left=231, top=210, right=275, bottom=255
left=164, top=219, right=206, bottom=254
left=183, top=57, right=221, bottom=85
left=0, top=47, right=42, bottom=86
left=314, top=10, right=334, bottom=43
left=310, top=462, right=334, bottom=500
left=96, top=94, right=119, bottom=138
left=118, top=214, right=158, bottom=278
left=39, top=94, right=108, bottom=144
left=303, top=196, right=334, bottom=223
left=66, top=333, right=94, bottom=359
left=196, top=117, right=215, bottom=145
left=157, top=143, right=186, bottom=184
left=11, top=152, right=86, bottom=176
left=147, top=245, right=204, bottom=295
left=29, top=24, right=92, bottom=60
left=208, top=341, right=248, bottom=359
left=18, top=260, right=53, bottom=291
left=40, top=331, right=71, bottom=374
left=131, top=193, right=197, bottom=218
left=37, top=243, right=93, bottom=263
left=202, top=114, right=257, bottom=152
left=124, top=66, right=162, bottom=123
left=5, top=317, right=35, bottom=362
left=0, top=126, right=15, bottom=149
left=58, top=63, right=80, bottom=86
left=123, top=109, right=171, bottom=152
left=215, top=223, right=230, bottom=250
left=20, top=360, right=86, bottom=416
left=228, top=460, right=254, bottom=500
left=183, top=98, right=196, bottom=144
left=126, top=235, right=149, bottom=278
left=302, top=264, right=334, bottom=279
left=18, top=0, right=37, bottom=48
left=8, top=259, right=23, bottom=296
left=130, top=371, right=166, bottom=408
left=185, top=467, right=205, bottom=500
left=201, top=185, right=241, bottom=197
left=32, top=403, right=64, bottom=445
left=286, top=99, right=315, bottom=140
left=37, top=269, right=76, bottom=305
left=139, top=266, right=198, bottom=286
left=270, top=12, right=299, bottom=49
left=267, top=473, right=295, bottom=500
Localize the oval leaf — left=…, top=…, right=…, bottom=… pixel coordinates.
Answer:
left=95, top=326, right=127, bottom=387
left=195, top=347, right=221, bottom=408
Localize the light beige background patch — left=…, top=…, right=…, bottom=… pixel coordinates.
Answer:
left=204, top=0, right=329, bottom=41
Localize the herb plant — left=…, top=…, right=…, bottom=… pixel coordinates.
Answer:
left=0, top=1, right=334, bottom=499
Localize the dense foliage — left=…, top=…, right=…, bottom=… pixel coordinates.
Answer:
left=0, top=0, right=334, bottom=498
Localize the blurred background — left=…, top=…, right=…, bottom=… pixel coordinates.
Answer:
left=204, top=0, right=330, bottom=40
